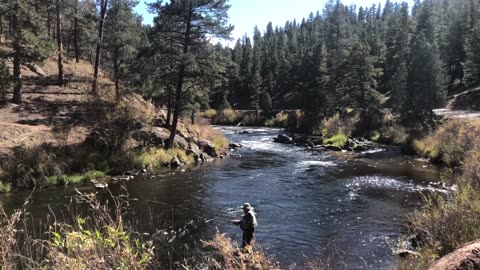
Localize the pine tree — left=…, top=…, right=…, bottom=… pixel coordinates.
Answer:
left=91, top=0, right=109, bottom=95
left=0, top=60, right=11, bottom=104
left=405, top=0, right=445, bottom=125
left=56, top=0, right=65, bottom=86
left=150, top=0, right=233, bottom=149
left=103, top=0, right=142, bottom=99
left=1, top=0, right=52, bottom=104
left=464, top=0, right=480, bottom=87
left=384, top=2, right=410, bottom=111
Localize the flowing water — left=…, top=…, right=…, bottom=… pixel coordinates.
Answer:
left=0, top=127, right=444, bottom=269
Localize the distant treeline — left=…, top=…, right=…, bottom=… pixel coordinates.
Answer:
left=1, top=0, right=480, bottom=134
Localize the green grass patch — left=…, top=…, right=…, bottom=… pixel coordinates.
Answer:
left=136, top=148, right=194, bottom=170
left=324, top=133, right=348, bottom=147
left=371, top=130, right=381, bottom=142
left=0, top=181, right=12, bottom=193
left=45, top=170, right=107, bottom=187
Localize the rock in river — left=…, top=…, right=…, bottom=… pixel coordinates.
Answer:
left=273, top=134, right=293, bottom=144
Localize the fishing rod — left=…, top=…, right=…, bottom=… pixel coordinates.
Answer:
left=131, top=198, right=245, bottom=225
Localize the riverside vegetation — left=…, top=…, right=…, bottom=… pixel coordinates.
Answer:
left=1, top=0, right=480, bottom=268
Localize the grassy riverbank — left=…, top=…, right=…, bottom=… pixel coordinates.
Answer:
left=396, top=119, right=480, bottom=268
left=0, top=94, right=228, bottom=192
left=203, top=108, right=409, bottom=151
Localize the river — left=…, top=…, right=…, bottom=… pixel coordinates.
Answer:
left=0, top=127, right=443, bottom=269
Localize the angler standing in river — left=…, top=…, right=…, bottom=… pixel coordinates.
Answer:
left=232, top=203, right=257, bottom=249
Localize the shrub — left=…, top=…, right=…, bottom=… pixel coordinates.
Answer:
left=324, top=133, right=348, bottom=147
left=375, top=124, right=408, bottom=145
left=287, top=110, right=303, bottom=130
left=204, top=109, right=218, bottom=119
left=213, top=109, right=241, bottom=125
left=402, top=182, right=480, bottom=268
left=413, top=119, right=480, bottom=166
left=397, top=120, right=480, bottom=269
left=0, top=181, right=11, bottom=193
left=202, top=232, right=278, bottom=270
left=46, top=187, right=154, bottom=269
left=269, top=112, right=289, bottom=128
left=320, top=113, right=358, bottom=138
left=86, top=95, right=156, bottom=152
left=1, top=145, right=66, bottom=189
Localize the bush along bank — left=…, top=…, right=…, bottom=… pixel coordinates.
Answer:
left=270, top=110, right=407, bottom=153
left=0, top=96, right=232, bottom=193
left=394, top=119, right=480, bottom=269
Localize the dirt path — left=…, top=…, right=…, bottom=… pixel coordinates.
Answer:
left=433, top=108, right=480, bottom=119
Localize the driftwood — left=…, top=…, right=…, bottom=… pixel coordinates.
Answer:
left=428, top=241, right=480, bottom=270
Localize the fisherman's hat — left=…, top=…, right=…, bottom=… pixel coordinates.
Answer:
left=243, top=203, right=251, bottom=210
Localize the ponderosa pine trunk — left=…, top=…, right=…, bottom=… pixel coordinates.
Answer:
left=166, top=5, right=192, bottom=149
left=91, top=0, right=108, bottom=95
left=11, top=3, right=22, bottom=105
left=73, top=0, right=79, bottom=63
left=56, top=0, right=64, bottom=86
left=165, top=88, right=172, bottom=128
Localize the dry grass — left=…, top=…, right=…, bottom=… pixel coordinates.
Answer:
left=0, top=202, right=27, bottom=269
left=137, top=148, right=194, bottom=169
left=202, top=232, right=279, bottom=270
left=396, top=119, right=480, bottom=269
left=320, top=113, right=358, bottom=138
left=213, top=109, right=242, bottom=125
left=399, top=182, right=480, bottom=268
left=413, top=119, right=480, bottom=166
left=194, top=124, right=229, bottom=150
left=46, top=187, right=154, bottom=269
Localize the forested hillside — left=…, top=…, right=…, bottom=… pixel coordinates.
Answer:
left=2, top=0, right=480, bottom=136
left=222, top=0, right=480, bottom=131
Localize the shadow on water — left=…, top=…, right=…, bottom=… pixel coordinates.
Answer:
left=0, top=126, right=444, bottom=269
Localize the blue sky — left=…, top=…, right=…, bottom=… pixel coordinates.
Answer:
left=135, top=0, right=414, bottom=46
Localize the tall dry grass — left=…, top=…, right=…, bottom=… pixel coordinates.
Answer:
left=45, top=187, right=154, bottom=269
left=202, top=232, right=279, bottom=270
left=413, top=119, right=480, bottom=166
left=397, top=119, right=480, bottom=269
left=0, top=203, right=25, bottom=269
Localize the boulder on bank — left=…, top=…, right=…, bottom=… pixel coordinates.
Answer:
left=186, top=142, right=202, bottom=161
left=198, top=139, right=218, bottom=157
left=131, top=127, right=170, bottom=147
left=171, top=135, right=189, bottom=150
left=170, top=157, right=182, bottom=167
left=131, top=127, right=189, bottom=150
left=428, top=241, right=480, bottom=270
left=200, top=152, right=214, bottom=162
left=273, top=134, right=293, bottom=144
